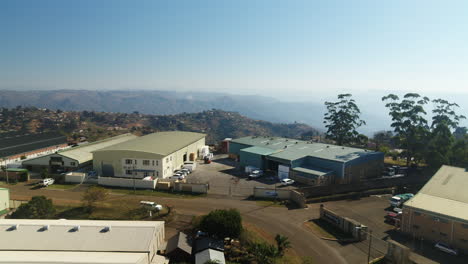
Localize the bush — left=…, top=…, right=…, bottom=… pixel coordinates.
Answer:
left=200, top=209, right=242, bottom=238
left=10, top=196, right=56, bottom=219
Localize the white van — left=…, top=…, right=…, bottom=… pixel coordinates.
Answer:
left=39, top=178, right=55, bottom=187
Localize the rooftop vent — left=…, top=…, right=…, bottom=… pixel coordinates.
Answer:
left=342, top=147, right=345, bottom=149
left=7, top=224, right=18, bottom=231
left=284, top=146, right=288, bottom=149
left=285, top=139, right=289, bottom=141
left=326, top=146, right=330, bottom=148
left=295, top=142, right=298, bottom=144
left=38, top=225, right=50, bottom=232
left=100, top=226, right=111, bottom=233
left=69, top=226, right=80, bottom=232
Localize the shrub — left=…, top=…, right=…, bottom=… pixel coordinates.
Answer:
left=10, top=196, right=56, bottom=219
left=200, top=209, right=242, bottom=238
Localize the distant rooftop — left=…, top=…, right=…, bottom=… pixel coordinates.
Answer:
left=231, top=136, right=379, bottom=163
left=404, top=165, right=468, bottom=222
left=94, top=131, right=206, bottom=157
left=0, top=132, right=67, bottom=158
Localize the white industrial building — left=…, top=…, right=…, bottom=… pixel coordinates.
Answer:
left=93, top=131, right=206, bottom=179
left=0, top=219, right=168, bottom=264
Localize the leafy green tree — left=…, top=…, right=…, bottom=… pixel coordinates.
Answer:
left=454, top=127, right=467, bottom=140
left=323, top=94, right=366, bottom=146
left=274, top=234, right=291, bottom=256
left=200, top=209, right=242, bottom=238
left=82, top=186, right=109, bottom=212
left=450, top=135, right=468, bottom=168
left=10, top=196, right=56, bottom=219
left=382, top=93, right=430, bottom=166
left=426, top=99, right=466, bottom=169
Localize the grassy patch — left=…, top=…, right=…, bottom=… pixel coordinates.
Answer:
left=47, top=184, right=77, bottom=190
left=304, top=219, right=353, bottom=240
left=108, top=187, right=205, bottom=199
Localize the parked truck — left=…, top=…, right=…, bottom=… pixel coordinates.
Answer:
left=389, top=193, right=414, bottom=207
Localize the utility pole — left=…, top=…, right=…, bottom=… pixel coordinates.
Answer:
left=367, top=230, right=373, bottom=263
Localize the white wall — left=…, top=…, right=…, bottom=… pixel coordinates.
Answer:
left=162, top=137, right=205, bottom=178
left=120, top=158, right=162, bottom=178
left=0, top=189, right=10, bottom=212
left=98, top=177, right=157, bottom=189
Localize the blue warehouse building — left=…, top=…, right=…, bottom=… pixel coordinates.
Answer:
left=230, top=136, right=384, bottom=186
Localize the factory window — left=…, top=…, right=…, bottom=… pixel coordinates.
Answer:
left=125, top=159, right=132, bottom=165
left=152, top=160, right=155, bottom=166
left=166, top=157, right=169, bottom=162
left=433, top=217, right=448, bottom=223
left=156, top=171, right=159, bottom=177
left=414, top=212, right=421, bottom=216
left=462, top=224, right=468, bottom=229
left=70, top=162, right=76, bottom=166
left=143, top=160, right=150, bottom=166
left=143, top=172, right=149, bottom=177
left=125, top=170, right=133, bottom=175
left=412, top=225, right=419, bottom=229
left=134, top=160, right=137, bottom=165
left=170, top=156, right=172, bottom=161
left=156, top=160, right=158, bottom=166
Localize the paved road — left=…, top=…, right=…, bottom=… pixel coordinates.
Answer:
left=4, top=182, right=348, bottom=264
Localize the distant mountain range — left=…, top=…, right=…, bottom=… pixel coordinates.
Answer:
left=1, top=89, right=466, bottom=136
left=0, top=89, right=325, bottom=130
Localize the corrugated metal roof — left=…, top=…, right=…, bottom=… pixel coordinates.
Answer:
left=404, top=165, right=468, bottom=222
left=0, top=219, right=163, bottom=253
left=59, top=133, right=137, bottom=163
left=166, top=232, right=192, bottom=255
left=231, top=136, right=379, bottom=162
left=239, top=146, right=277, bottom=156
left=292, top=166, right=333, bottom=176
left=94, top=131, right=206, bottom=157
left=0, top=251, right=149, bottom=264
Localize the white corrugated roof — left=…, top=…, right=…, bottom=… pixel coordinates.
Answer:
left=59, top=133, right=137, bottom=163
left=0, top=251, right=148, bottom=264
left=195, top=249, right=226, bottom=264
left=0, top=219, right=163, bottom=252
left=404, top=165, right=468, bottom=222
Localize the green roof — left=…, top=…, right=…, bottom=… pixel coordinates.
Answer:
left=6, top=168, right=28, bottom=172
left=94, top=131, right=206, bottom=156
left=231, top=136, right=380, bottom=163
left=404, top=165, right=468, bottom=222
left=292, top=166, right=333, bottom=176
left=240, top=146, right=278, bottom=156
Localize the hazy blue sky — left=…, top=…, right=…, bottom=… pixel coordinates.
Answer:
left=1, top=0, right=468, bottom=100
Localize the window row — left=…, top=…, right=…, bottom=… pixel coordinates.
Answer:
left=125, top=159, right=159, bottom=166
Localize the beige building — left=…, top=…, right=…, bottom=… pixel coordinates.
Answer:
left=22, top=133, right=137, bottom=173
left=0, top=219, right=168, bottom=264
left=93, top=131, right=206, bottom=179
left=0, top=188, right=9, bottom=216
left=401, top=165, right=468, bottom=252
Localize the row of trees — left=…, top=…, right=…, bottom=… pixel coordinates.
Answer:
left=323, top=93, right=467, bottom=168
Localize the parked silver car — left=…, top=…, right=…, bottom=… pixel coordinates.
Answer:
left=434, top=242, right=458, bottom=255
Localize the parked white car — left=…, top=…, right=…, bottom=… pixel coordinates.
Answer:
left=249, top=169, right=263, bottom=179
left=280, top=178, right=295, bottom=186
left=140, top=201, right=163, bottom=211
left=39, top=178, right=55, bottom=187
left=435, top=242, right=458, bottom=255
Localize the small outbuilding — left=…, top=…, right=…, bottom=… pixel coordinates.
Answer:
left=165, top=232, right=192, bottom=263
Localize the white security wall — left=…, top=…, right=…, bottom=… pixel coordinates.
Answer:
left=65, top=173, right=87, bottom=184
left=0, top=189, right=10, bottom=212
left=98, top=177, right=157, bottom=189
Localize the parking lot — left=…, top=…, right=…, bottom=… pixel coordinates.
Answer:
left=320, top=195, right=467, bottom=264
left=185, top=155, right=296, bottom=197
